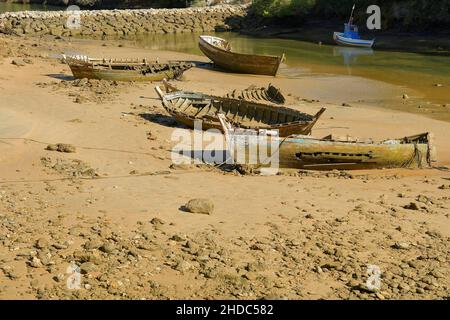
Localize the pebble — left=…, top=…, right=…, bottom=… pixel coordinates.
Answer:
left=100, top=243, right=116, bottom=254
left=174, top=260, right=192, bottom=272
left=29, top=257, right=43, bottom=268
left=80, top=262, right=97, bottom=274
left=11, top=59, right=26, bottom=66
left=35, top=238, right=48, bottom=249
left=393, top=242, right=410, bottom=250
left=150, top=217, right=165, bottom=225
left=403, top=202, right=419, bottom=210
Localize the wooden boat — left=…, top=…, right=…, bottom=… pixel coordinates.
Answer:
left=155, top=86, right=325, bottom=137
left=161, top=79, right=285, bottom=105
left=62, top=55, right=194, bottom=82
left=219, top=114, right=437, bottom=170
left=198, top=35, right=285, bottom=76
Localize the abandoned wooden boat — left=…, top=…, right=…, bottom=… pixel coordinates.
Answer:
left=63, top=55, right=194, bottom=81
left=161, top=79, right=285, bottom=105
left=198, top=35, right=285, bottom=76
left=155, top=86, right=325, bottom=136
left=218, top=114, right=436, bottom=170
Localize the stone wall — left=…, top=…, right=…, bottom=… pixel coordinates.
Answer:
left=0, top=5, right=248, bottom=37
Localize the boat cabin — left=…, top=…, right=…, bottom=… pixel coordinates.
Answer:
left=343, top=23, right=361, bottom=39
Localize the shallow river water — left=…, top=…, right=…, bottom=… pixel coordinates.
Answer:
left=130, top=32, right=450, bottom=107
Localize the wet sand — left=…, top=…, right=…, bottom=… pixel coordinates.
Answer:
left=0, top=34, right=449, bottom=300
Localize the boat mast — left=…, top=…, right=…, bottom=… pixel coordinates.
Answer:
left=348, top=4, right=356, bottom=25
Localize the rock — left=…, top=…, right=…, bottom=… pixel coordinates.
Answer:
left=402, top=94, right=409, bottom=99
left=357, top=282, right=379, bottom=293
left=393, top=242, right=410, bottom=250
left=56, top=144, right=76, bottom=153
left=150, top=217, right=165, bottom=225
left=185, top=198, right=214, bottom=215
left=398, top=283, right=410, bottom=292
left=80, top=262, right=96, bottom=274
left=375, top=292, right=385, bottom=300
left=174, top=260, right=192, bottom=272
left=341, top=102, right=352, bottom=107
left=46, top=143, right=76, bottom=153
left=30, top=257, right=43, bottom=268
left=45, top=144, right=58, bottom=151
left=35, top=238, right=48, bottom=249
left=170, top=234, right=185, bottom=242
left=74, top=95, right=88, bottom=104
left=11, top=59, right=26, bottom=66
left=84, top=239, right=102, bottom=250
left=438, top=184, right=450, bottom=190
left=403, top=202, right=419, bottom=210
left=99, top=243, right=116, bottom=254
left=416, top=287, right=425, bottom=294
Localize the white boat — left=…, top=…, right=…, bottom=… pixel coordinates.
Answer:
left=333, top=30, right=375, bottom=48
left=333, top=5, right=375, bottom=48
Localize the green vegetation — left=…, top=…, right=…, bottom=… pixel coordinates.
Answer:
left=251, top=0, right=450, bottom=29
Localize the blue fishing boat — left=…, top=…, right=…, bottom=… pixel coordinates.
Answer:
left=333, top=5, right=375, bottom=48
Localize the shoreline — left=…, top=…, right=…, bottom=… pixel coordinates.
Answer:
left=241, top=21, right=450, bottom=57
left=1, top=5, right=449, bottom=56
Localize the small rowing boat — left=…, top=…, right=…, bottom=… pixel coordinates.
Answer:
left=155, top=86, right=325, bottom=137
left=198, top=35, right=285, bottom=76
left=62, top=55, right=194, bottom=82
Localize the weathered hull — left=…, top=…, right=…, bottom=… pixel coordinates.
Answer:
left=69, top=64, right=184, bottom=82
left=221, top=125, right=436, bottom=170
left=333, top=32, right=375, bottom=48
left=156, top=87, right=325, bottom=137
left=198, top=35, right=283, bottom=76
left=63, top=56, right=193, bottom=82
left=275, top=136, right=433, bottom=169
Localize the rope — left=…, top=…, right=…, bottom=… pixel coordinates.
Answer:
left=0, top=169, right=213, bottom=185
left=0, top=137, right=162, bottom=159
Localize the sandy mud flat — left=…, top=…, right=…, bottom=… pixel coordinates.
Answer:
left=0, top=34, right=449, bottom=300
